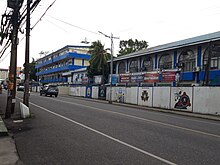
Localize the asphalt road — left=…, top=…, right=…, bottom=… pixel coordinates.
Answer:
left=11, top=92, right=220, bottom=165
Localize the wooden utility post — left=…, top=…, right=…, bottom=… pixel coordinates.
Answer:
left=23, top=0, right=31, bottom=107
left=5, top=4, right=19, bottom=118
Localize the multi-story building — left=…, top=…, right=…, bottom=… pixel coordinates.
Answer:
left=35, top=45, right=90, bottom=84
left=111, top=31, right=220, bottom=86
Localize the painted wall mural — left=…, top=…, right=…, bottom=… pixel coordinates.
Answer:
left=171, top=87, right=192, bottom=111
left=116, top=87, right=125, bottom=103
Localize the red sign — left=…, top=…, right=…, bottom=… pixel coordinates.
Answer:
left=162, top=71, right=176, bottom=82
left=119, top=74, right=130, bottom=83
left=144, top=72, right=159, bottom=83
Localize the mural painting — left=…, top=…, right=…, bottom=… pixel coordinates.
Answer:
left=174, top=90, right=191, bottom=109
left=141, top=90, right=149, bottom=102
left=116, top=87, right=125, bottom=103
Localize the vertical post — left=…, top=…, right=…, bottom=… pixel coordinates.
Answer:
left=23, top=0, right=31, bottom=107
left=109, top=33, right=113, bottom=104
left=5, top=6, right=19, bottom=118
left=205, top=42, right=212, bottom=86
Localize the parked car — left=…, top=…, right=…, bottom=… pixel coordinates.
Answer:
left=40, top=85, right=59, bottom=97
left=17, top=83, right=24, bottom=91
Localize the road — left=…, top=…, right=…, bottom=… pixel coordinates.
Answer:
left=11, top=92, right=220, bottom=165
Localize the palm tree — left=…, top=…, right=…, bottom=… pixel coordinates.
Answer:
left=87, top=41, right=111, bottom=83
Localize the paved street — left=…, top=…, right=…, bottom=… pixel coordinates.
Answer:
left=4, top=92, right=220, bottom=165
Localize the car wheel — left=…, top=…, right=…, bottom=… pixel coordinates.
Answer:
left=40, top=93, right=42, bottom=96
left=55, top=94, right=58, bottom=97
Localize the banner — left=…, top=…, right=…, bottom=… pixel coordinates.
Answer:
left=144, top=72, right=159, bottom=83
left=119, top=74, right=130, bottom=83
left=131, top=73, right=144, bottom=83
left=162, top=70, right=178, bottom=82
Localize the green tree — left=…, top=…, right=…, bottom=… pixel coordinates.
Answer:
left=23, top=58, right=37, bottom=81
left=29, top=58, right=37, bottom=81
left=118, top=39, right=148, bottom=56
left=87, top=40, right=111, bottom=83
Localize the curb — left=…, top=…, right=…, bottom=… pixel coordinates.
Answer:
left=0, top=116, right=8, bottom=136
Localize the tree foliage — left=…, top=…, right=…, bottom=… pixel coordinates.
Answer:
left=23, top=58, right=37, bottom=81
left=118, top=39, right=148, bottom=56
left=87, top=40, right=111, bottom=83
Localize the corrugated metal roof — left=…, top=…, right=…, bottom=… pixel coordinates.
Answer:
left=113, top=31, right=220, bottom=62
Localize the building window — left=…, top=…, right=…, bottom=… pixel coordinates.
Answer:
left=129, top=59, right=138, bottom=73
left=142, top=56, right=153, bottom=72
left=118, top=61, right=126, bottom=74
left=203, top=45, right=220, bottom=70
left=159, top=53, right=172, bottom=69
left=178, top=50, right=195, bottom=72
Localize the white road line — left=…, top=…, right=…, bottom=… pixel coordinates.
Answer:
left=29, top=101, right=176, bottom=165
left=46, top=97, right=220, bottom=139
left=31, top=92, right=220, bottom=126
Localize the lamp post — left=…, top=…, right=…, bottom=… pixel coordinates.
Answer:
left=98, top=31, right=119, bottom=104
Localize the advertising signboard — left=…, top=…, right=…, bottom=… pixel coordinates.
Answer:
left=144, top=72, right=159, bottom=83
left=162, top=69, right=179, bottom=82
left=130, top=73, right=144, bottom=83
left=119, top=74, right=130, bottom=83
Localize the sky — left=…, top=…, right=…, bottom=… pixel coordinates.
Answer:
left=1, top=0, right=220, bottom=69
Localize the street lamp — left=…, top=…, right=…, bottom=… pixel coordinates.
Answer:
left=98, top=31, right=119, bottom=104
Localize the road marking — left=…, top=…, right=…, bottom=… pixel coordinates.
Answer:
left=29, top=101, right=176, bottom=165
left=47, top=97, right=220, bottom=139
left=30, top=92, right=220, bottom=126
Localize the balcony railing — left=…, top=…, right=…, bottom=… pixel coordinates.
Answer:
left=40, top=77, right=67, bottom=83
left=35, top=52, right=90, bottom=69
left=36, top=65, right=87, bottom=76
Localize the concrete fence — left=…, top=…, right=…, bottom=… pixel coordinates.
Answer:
left=69, top=86, right=220, bottom=116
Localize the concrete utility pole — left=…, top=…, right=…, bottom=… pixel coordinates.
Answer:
left=23, top=0, right=31, bottom=107
left=98, top=31, right=119, bottom=104
left=5, top=1, right=20, bottom=118
left=204, top=42, right=212, bottom=86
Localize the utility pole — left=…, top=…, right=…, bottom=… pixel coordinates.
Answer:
left=98, top=31, right=119, bottom=104
left=5, top=1, right=20, bottom=118
left=205, top=41, right=212, bottom=86
left=23, top=0, right=31, bottom=107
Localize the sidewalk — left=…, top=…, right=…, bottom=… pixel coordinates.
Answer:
left=0, top=92, right=21, bottom=165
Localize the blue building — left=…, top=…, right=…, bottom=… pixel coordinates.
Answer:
left=111, top=31, right=220, bottom=86
left=35, top=45, right=90, bottom=84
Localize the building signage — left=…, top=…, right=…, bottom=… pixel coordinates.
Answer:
left=111, top=74, right=119, bottom=85
left=119, top=74, right=130, bottom=83
left=131, top=73, right=143, bottom=83
left=144, top=72, right=159, bottom=83
left=82, top=77, right=88, bottom=84
left=162, top=70, right=178, bottom=82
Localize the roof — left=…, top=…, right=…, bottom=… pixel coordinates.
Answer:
left=0, top=68, right=8, bottom=71
left=36, top=45, right=90, bottom=62
left=113, top=31, right=220, bottom=62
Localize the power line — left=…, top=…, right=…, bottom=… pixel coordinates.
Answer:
left=47, top=15, right=100, bottom=35
left=31, top=0, right=57, bottom=29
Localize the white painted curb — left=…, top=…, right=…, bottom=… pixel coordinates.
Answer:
left=20, top=102, right=30, bottom=119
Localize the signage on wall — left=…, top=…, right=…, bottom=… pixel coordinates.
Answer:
left=161, top=69, right=179, bottom=82
left=131, top=73, right=143, bottom=83
left=119, top=74, right=130, bottom=83
left=143, top=72, right=159, bottom=83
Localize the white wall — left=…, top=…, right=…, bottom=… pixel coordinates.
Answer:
left=58, top=86, right=69, bottom=95
left=138, top=87, right=153, bottom=107
left=125, top=87, right=138, bottom=104
left=92, top=86, right=99, bottom=99
left=193, top=87, right=220, bottom=115
left=153, top=87, right=171, bottom=109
